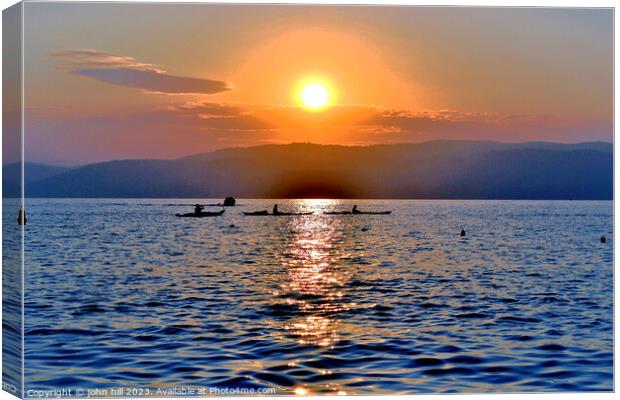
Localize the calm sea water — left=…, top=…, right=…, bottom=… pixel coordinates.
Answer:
left=16, top=199, right=613, bottom=395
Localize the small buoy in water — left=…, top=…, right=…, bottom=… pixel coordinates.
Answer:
left=17, top=206, right=27, bottom=225
left=600, top=236, right=606, bottom=243
left=229, top=224, right=236, bottom=228
left=460, top=229, right=466, bottom=237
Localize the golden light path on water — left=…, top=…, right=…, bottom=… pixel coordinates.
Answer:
left=278, top=200, right=350, bottom=349
left=277, top=200, right=355, bottom=395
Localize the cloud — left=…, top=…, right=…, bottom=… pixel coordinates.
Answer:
left=161, top=101, right=276, bottom=131
left=71, top=67, right=231, bottom=95
left=157, top=100, right=613, bottom=146
left=49, top=49, right=232, bottom=95
left=163, top=101, right=379, bottom=133
left=342, top=108, right=610, bottom=143
left=169, top=101, right=255, bottom=119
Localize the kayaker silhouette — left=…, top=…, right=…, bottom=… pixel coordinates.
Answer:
left=194, top=204, right=204, bottom=215
left=352, top=205, right=360, bottom=214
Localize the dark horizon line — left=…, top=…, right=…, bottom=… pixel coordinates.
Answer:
left=5, top=139, right=613, bottom=168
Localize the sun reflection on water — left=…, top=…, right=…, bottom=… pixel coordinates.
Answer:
left=276, top=199, right=353, bottom=347
left=286, top=315, right=336, bottom=347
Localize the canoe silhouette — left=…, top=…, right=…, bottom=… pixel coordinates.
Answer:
left=324, top=211, right=391, bottom=215
left=176, top=209, right=225, bottom=217
left=243, top=211, right=269, bottom=216
left=243, top=211, right=313, bottom=216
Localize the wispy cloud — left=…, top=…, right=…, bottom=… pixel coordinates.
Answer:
left=162, top=101, right=379, bottom=132
left=161, top=101, right=275, bottom=131
left=49, top=49, right=232, bottom=95
left=362, top=109, right=592, bottom=141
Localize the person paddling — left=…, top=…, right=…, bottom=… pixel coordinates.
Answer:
left=352, top=205, right=361, bottom=214
left=194, top=204, right=204, bottom=215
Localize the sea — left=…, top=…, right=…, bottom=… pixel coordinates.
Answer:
left=4, top=199, right=614, bottom=395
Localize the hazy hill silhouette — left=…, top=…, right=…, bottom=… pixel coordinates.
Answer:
left=3, top=162, right=75, bottom=197
left=6, top=141, right=613, bottom=199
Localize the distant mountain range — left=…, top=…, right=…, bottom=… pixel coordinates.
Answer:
left=3, top=141, right=613, bottom=199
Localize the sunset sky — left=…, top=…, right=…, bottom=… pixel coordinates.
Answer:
left=12, top=3, right=613, bottom=164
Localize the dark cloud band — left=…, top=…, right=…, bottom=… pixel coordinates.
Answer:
left=50, top=49, right=231, bottom=95
left=73, top=67, right=231, bottom=95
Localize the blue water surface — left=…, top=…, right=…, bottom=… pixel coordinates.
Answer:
left=20, top=199, right=613, bottom=395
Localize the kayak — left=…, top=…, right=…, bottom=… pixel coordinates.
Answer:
left=274, top=212, right=314, bottom=216
left=243, top=211, right=313, bottom=216
left=324, top=211, right=391, bottom=215
left=176, top=210, right=225, bottom=217
left=243, top=211, right=269, bottom=216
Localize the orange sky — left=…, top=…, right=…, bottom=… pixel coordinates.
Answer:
left=9, top=3, right=613, bottom=164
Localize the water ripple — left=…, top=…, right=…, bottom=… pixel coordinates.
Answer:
left=18, top=199, right=613, bottom=394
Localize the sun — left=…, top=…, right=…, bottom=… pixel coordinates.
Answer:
left=300, top=83, right=330, bottom=110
